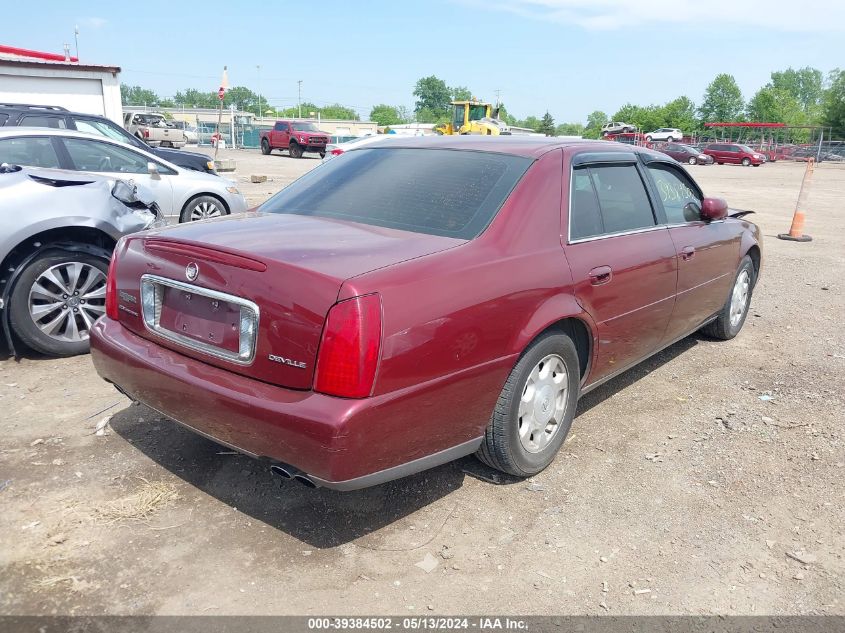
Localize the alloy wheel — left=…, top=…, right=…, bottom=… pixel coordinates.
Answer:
left=191, top=200, right=223, bottom=221
left=27, top=262, right=106, bottom=343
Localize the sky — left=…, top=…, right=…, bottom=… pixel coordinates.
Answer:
left=3, top=0, right=844, bottom=123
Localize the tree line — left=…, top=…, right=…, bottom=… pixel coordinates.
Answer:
left=121, top=66, right=845, bottom=138
left=120, top=84, right=358, bottom=121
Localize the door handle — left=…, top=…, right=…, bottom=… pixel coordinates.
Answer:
left=680, top=246, right=695, bottom=261
left=588, top=266, right=613, bottom=286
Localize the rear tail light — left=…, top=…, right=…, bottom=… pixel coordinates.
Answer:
left=142, top=129, right=149, bottom=139
left=105, top=247, right=119, bottom=321
left=314, top=294, right=382, bottom=398
left=331, top=148, right=344, bottom=156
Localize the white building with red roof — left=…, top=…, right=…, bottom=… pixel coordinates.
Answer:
left=0, top=44, right=122, bottom=123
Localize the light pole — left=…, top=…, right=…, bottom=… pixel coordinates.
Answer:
left=74, top=25, right=79, bottom=60
left=256, top=64, right=262, bottom=122
left=297, top=80, right=302, bottom=119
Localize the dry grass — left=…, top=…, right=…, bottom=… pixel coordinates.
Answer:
left=92, top=477, right=178, bottom=525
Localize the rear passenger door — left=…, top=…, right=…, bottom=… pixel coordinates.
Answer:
left=563, top=155, right=678, bottom=384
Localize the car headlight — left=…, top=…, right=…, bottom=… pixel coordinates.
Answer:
left=206, top=161, right=215, bottom=171
left=226, top=186, right=240, bottom=194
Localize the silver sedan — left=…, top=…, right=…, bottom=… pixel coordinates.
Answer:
left=0, top=128, right=247, bottom=223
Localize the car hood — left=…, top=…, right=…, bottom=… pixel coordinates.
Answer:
left=290, top=130, right=328, bottom=137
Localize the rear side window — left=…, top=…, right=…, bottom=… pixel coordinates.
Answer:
left=0, top=136, right=62, bottom=169
left=19, top=115, right=66, bottom=129
left=569, top=164, right=656, bottom=240
left=261, top=148, right=533, bottom=239
left=0, top=114, right=8, bottom=126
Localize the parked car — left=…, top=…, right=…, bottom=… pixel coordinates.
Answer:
left=170, top=120, right=198, bottom=144
left=321, top=134, right=395, bottom=163
left=0, top=103, right=216, bottom=174
left=657, top=143, right=714, bottom=165
left=90, top=137, right=762, bottom=491
left=0, top=128, right=247, bottom=223
left=601, top=121, right=635, bottom=136
left=646, top=128, right=683, bottom=142
left=123, top=112, right=186, bottom=148
left=260, top=120, right=329, bottom=158
left=0, top=163, right=162, bottom=357
left=703, top=143, right=766, bottom=166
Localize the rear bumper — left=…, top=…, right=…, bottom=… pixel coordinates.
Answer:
left=90, top=318, right=496, bottom=490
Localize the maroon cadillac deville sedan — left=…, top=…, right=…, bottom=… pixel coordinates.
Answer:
left=90, top=137, right=762, bottom=490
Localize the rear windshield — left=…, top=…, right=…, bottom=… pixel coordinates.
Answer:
left=260, top=148, right=533, bottom=239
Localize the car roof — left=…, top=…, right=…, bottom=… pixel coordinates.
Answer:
left=0, top=126, right=182, bottom=169
left=352, top=135, right=654, bottom=159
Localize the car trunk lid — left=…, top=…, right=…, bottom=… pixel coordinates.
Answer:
left=113, top=213, right=464, bottom=389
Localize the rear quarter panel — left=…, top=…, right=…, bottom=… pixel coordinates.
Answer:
left=338, top=150, right=590, bottom=449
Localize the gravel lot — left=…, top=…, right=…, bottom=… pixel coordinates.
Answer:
left=1, top=149, right=843, bottom=616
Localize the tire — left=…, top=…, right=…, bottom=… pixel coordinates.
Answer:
left=701, top=255, right=755, bottom=341
left=646, top=135, right=653, bottom=142
left=288, top=141, right=303, bottom=159
left=742, top=157, right=751, bottom=166
left=319, top=151, right=326, bottom=159
left=477, top=332, right=580, bottom=477
left=717, top=162, right=724, bottom=165
left=180, top=195, right=228, bottom=223
left=8, top=250, right=109, bottom=357
left=688, top=156, right=698, bottom=165
left=261, top=139, right=271, bottom=155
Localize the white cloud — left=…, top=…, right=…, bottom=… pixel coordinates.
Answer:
left=477, top=0, right=845, bottom=32
left=77, top=17, right=107, bottom=29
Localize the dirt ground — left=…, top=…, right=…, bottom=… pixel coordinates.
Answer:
left=1, top=149, right=843, bottom=616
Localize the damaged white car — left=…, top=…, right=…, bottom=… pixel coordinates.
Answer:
left=0, top=163, right=163, bottom=357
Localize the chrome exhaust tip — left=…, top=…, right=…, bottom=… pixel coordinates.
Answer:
left=270, top=464, right=294, bottom=480
left=293, top=474, right=319, bottom=489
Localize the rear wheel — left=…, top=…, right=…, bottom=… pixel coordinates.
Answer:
left=289, top=141, right=303, bottom=159
left=261, top=139, right=271, bottom=155
left=319, top=151, right=326, bottom=159
left=701, top=255, right=755, bottom=340
left=9, top=251, right=108, bottom=357
left=180, top=195, right=228, bottom=223
left=477, top=332, right=579, bottom=477
left=646, top=135, right=653, bottom=141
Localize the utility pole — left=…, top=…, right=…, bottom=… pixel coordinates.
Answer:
left=74, top=26, right=79, bottom=60
left=256, top=65, right=262, bottom=122
left=297, top=80, right=302, bottom=119
left=494, top=89, right=501, bottom=108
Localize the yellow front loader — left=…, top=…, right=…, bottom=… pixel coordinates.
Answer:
left=436, top=100, right=511, bottom=135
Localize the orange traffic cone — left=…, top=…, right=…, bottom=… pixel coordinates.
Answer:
left=778, top=210, right=811, bottom=242
left=778, top=158, right=813, bottom=242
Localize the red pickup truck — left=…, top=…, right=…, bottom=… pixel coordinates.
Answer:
left=259, top=120, right=330, bottom=158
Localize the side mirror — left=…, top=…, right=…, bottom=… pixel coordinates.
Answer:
left=147, top=162, right=160, bottom=178
left=701, top=197, right=728, bottom=222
